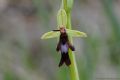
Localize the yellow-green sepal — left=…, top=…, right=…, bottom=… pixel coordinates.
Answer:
left=41, top=31, right=60, bottom=39
left=66, top=29, right=87, bottom=37
left=57, top=9, right=67, bottom=28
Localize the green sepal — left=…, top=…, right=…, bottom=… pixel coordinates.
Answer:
left=41, top=31, right=60, bottom=39
left=66, top=29, right=87, bottom=37
left=57, top=9, right=67, bottom=28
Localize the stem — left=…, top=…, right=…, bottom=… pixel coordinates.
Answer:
left=61, top=0, right=67, bottom=11
left=69, top=51, right=79, bottom=80
left=62, top=0, right=80, bottom=80
left=67, top=11, right=80, bottom=80
left=66, top=13, right=72, bottom=29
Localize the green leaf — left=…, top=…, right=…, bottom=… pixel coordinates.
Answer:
left=41, top=31, right=60, bottom=39
left=66, top=29, right=87, bottom=37
left=57, top=9, right=67, bottom=27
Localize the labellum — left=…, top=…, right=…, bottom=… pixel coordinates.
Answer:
left=53, top=27, right=75, bottom=67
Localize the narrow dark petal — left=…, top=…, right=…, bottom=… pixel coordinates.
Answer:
left=53, top=30, right=60, bottom=31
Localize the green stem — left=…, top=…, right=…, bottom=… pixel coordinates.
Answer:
left=67, top=11, right=80, bottom=80
left=66, top=13, right=72, bottom=29
left=69, top=51, right=79, bottom=80
left=62, top=0, right=80, bottom=80
left=61, top=0, right=67, bottom=11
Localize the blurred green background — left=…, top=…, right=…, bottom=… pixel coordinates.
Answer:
left=0, top=0, right=120, bottom=80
